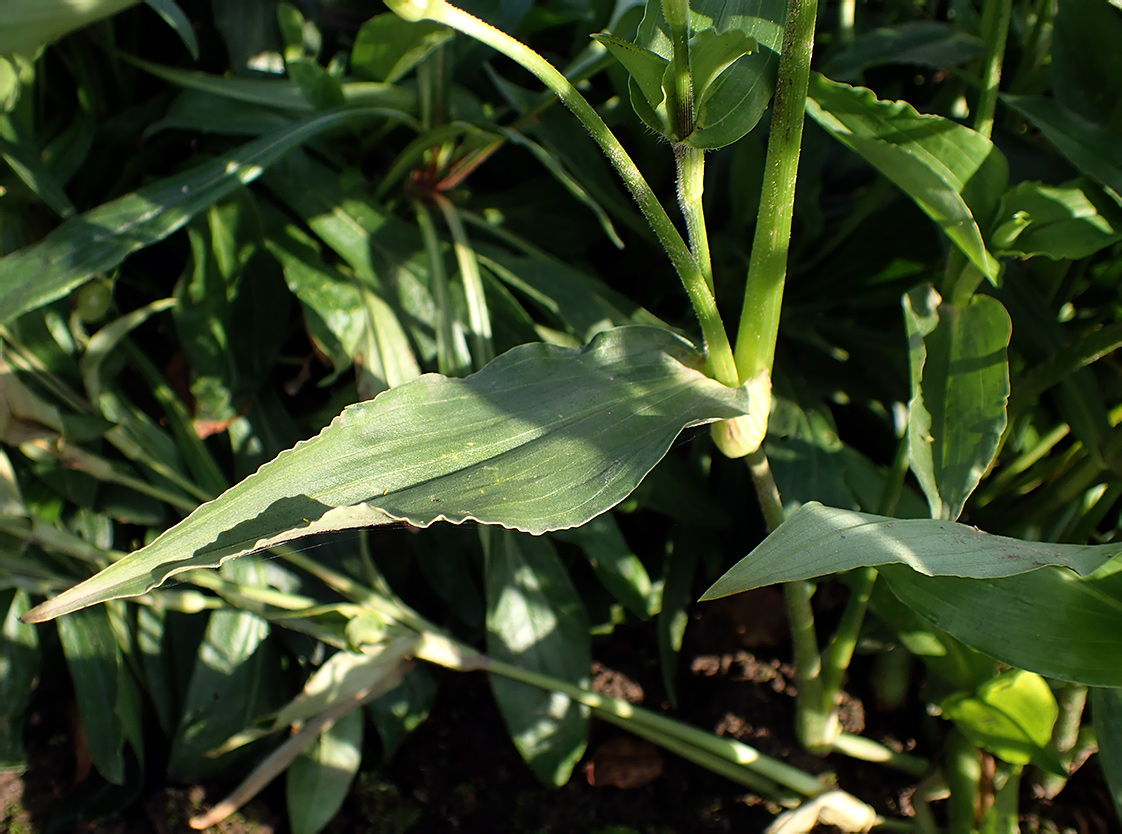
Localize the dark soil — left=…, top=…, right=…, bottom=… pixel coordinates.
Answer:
left=2, top=589, right=1116, bottom=833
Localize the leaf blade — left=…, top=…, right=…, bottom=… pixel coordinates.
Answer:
left=24, top=327, right=749, bottom=623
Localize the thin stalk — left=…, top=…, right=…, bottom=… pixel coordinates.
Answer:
left=819, top=433, right=908, bottom=701
left=386, top=0, right=737, bottom=387
left=973, top=422, right=1069, bottom=507
left=974, top=0, right=1013, bottom=139
left=595, top=709, right=799, bottom=802
left=21, top=435, right=198, bottom=513
left=480, top=655, right=829, bottom=798
left=676, top=145, right=713, bottom=291
left=837, top=0, right=855, bottom=47
left=819, top=568, right=876, bottom=698
left=733, top=0, right=819, bottom=386
left=277, top=544, right=441, bottom=638
left=831, top=732, right=931, bottom=776
left=1033, top=683, right=1087, bottom=798
left=433, top=192, right=494, bottom=367
left=748, top=448, right=833, bottom=751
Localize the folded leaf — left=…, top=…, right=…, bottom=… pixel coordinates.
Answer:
left=808, top=74, right=1006, bottom=282
left=24, top=327, right=749, bottom=623
left=701, top=501, right=1122, bottom=599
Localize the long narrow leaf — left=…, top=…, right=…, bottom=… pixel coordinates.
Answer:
left=487, top=531, right=590, bottom=785
left=23, top=326, right=750, bottom=623
left=0, top=106, right=395, bottom=327
left=702, top=501, right=1122, bottom=599
left=808, top=73, right=1006, bottom=282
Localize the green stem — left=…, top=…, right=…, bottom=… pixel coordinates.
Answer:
left=830, top=732, right=931, bottom=776
left=747, top=448, right=832, bottom=751
left=733, top=0, right=818, bottom=387
left=786, top=579, right=833, bottom=752
left=820, top=567, right=876, bottom=698
left=974, top=0, right=1012, bottom=139
left=837, top=0, right=855, bottom=47
left=747, top=447, right=786, bottom=531
left=386, top=0, right=737, bottom=387
left=480, top=656, right=828, bottom=798
left=676, top=145, right=713, bottom=291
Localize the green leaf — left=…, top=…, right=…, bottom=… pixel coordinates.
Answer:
left=940, top=669, right=1061, bottom=771
left=128, top=56, right=415, bottom=114
left=286, top=706, right=364, bottom=834
left=689, top=28, right=756, bottom=98
left=808, top=74, right=1006, bottom=282
left=881, top=562, right=1122, bottom=686
left=0, top=115, right=75, bottom=218
left=351, top=14, right=453, bottom=84
left=867, top=581, right=996, bottom=692
left=1051, top=0, right=1122, bottom=125
left=168, top=559, right=283, bottom=779
left=0, top=589, right=39, bottom=768
left=265, top=221, right=364, bottom=378
left=0, top=0, right=140, bottom=57
left=628, top=0, right=780, bottom=147
left=23, top=326, right=750, bottom=623
left=553, top=512, right=654, bottom=618
left=700, top=501, right=1122, bottom=599
left=1092, top=687, right=1122, bottom=823
left=145, top=0, right=200, bottom=60
left=688, top=41, right=773, bottom=149
left=593, top=34, right=667, bottom=112
left=365, top=665, right=435, bottom=763
left=824, top=22, right=985, bottom=80
left=594, top=33, right=671, bottom=137
left=0, top=106, right=397, bottom=328
left=904, top=286, right=1011, bottom=521
left=486, top=530, right=590, bottom=785
left=1003, top=95, right=1122, bottom=198
left=992, top=178, right=1122, bottom=260
left=57, top=606, right=129, bottom=783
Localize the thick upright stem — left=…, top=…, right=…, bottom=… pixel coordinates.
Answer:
left=974, top=0, right=1012, bottom=140
left=733, top=0, right=818, bottom=388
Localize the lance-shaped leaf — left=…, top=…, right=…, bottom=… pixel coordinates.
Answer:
left=1003, top=94, right=1122, bottom=198
left=1092, top=687, right=1122, bottom=821
left=708, top=513, right=1122, bottom=685
left=487, top=531, right=590, bottom=786
left=701, top=501, right=1122, bottom=599
left=904, top=286, right=1011, bottom=521
left=881, top=563, right=1122, bottom=686
left=807, top=74, right=1006, bottom=283
left=23, top=327, right=750, bottom=623
left=0, top=106, right=396, bottom=328
left=0, top=0, right=140, bottom=57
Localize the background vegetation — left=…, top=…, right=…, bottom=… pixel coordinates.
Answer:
left=2, top=0, right=1122, bottom=831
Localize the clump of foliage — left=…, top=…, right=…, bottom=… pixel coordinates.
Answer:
left=2, top=0, right=1122, bottom=831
